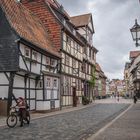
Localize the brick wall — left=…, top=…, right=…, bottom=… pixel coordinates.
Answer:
left=22, top=0, right=62, bottom=52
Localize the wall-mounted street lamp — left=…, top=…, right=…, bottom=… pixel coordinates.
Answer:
left=130, top=19, right=140, bottom=47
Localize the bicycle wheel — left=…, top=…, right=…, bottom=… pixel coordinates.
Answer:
left=6, top=114, right=17, bottom=128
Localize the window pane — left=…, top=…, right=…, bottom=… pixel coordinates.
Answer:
left=53, top=79, right=58, bottom=88
left=46, top=57, right=50, bottom=65
left=46, top=78, right=51, bottom=88
left=51, top=59, right=56, bottom=67
left=32, top=51, right=37, bottom=60
left=25, top=48, right=30, bottom=57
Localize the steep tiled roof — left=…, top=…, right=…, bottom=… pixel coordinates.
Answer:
left=0, top=0, right=60, bottom=57
left=130, top=51, right=140, bottom=59
left=70, top=13, right=91, bottom=27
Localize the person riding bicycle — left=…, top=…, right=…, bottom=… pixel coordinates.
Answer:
left=17, top=97, right=29, bottom=127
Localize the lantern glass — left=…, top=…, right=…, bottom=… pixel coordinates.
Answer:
left=130, top=19, right=140, bottom=41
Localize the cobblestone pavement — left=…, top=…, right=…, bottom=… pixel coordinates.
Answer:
left=91, top=103, right=140, bottom=140
left=0, top=103, right=130, bottom=140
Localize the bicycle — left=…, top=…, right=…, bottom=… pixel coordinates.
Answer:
left=6, top=106, right=30, bottom=128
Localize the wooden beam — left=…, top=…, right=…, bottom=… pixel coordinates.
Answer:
left=7, top=72, right=15, bottom=115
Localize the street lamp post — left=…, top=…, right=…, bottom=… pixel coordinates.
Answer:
left=130, top=19, right=140, bottom=47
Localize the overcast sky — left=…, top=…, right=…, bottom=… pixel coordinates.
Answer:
left=57, top=0, right=140, bottom=80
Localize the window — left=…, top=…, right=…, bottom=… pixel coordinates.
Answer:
left=92, top=51, right=95, bottom=60
left=88, top=33, right=93, bottom=44
left=53, top=79, right=58, bottom=88
left=78, top=80, right=81, bottom=90
left=46, top=78, right=51, bottom=88
left=89, top=48, right=91, bottom=57
left=50, top=59, right=56, bottom=67
left=83, top=47, right=87, bottom=54
left=66, top=36, right=71, bottom=45
left=65, top=55, right=69, bottom=65
left=46, top=57, right=50, bottom=65
left=125, top=73, right=128, bottom=78
left=24, top=47, right=30, bottom=58
left=87, top=64, right=89, bottom=74
left=37, top=80, right=43, bottom=88
left=63, top=76, right=70, bottom=95
left=82, top=62, right=86, bottom=73
left=72, top=59, right=76, bottom=68
left=32, top=51, right=37, bottom=61
left=75, top=43, right=80, bottom=52
left=79, top=63, right=82, bottom=71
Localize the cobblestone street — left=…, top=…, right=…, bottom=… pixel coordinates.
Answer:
left=0, top=103, right=130, bottom=140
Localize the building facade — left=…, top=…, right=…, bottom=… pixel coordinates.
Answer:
left=0, top=0, right=61, bottom=115
left=95, top=63, right=107, bottom=99
left=124, top=62, right=131, bottom=97
left=128, top=51, right=140, bottom=98
left=22, top=0, right=98, bottom=107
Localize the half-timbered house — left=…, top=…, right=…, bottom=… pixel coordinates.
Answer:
left=0, top=0, right=61, bottom=115
left=129, top=51, right=140, bottom=98
left=70, top=13, right=98, bottom=101
left=95, top=63, right=107, bottom=99
left=22, top=0, right=98, bottom=107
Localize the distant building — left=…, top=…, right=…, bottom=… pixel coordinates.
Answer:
left=124, top=62, right=131, bottom=96
left=109, top=79, right=126, bottom=97
left=95, top=63, right=107, bottom=99
left=127, top=51, right=140, bottom=98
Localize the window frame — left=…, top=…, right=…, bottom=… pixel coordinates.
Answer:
left=24, top=47, right=30, bottom=58
left=46, top=57, right=50, bottom=65
left=32, top=50, right=38, bottom=61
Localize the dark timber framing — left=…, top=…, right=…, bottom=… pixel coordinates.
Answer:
left=7, top=72, right=15, bottom=115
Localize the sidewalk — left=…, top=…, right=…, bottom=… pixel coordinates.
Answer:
left=88, top=101, right=140, bottom=140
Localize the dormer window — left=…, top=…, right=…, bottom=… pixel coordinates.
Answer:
left=32, top=51, right=37, bottom=61
left=24, top=47, right=30, bottom=58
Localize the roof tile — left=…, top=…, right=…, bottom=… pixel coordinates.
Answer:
left=0, top=0, right=60, bottom=57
